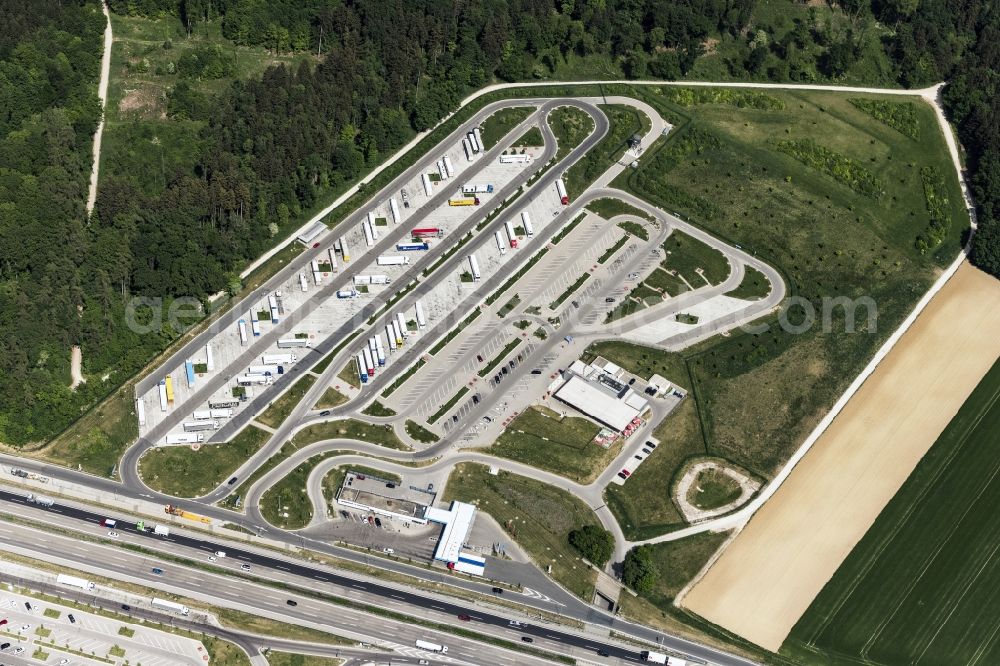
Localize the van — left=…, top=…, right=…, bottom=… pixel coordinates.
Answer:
left=214, top=551, right=226, bottom=558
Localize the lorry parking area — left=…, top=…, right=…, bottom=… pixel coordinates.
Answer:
left=0, top=591, right=206, bottom=666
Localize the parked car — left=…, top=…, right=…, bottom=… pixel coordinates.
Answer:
left=620, top=469, right=631, bottom=477
left=457, top=614, right=471, bottom=622
left=67, top=614, right=76, bottom=624
left=605, top=297, right=615, bottom=303
left=107, top=530, right=119, bottom=538
left=382, top=547, right=394, bottom=555
left=320, top=410, right=331, bottom=416
left=531, top=369, right=542, bottom=375
left=477, top=354, right=484, bottom=362
left=240, top=564, right=252, bottom=572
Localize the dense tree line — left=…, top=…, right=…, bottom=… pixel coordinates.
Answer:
left=3, top=0, right=998, bottom=446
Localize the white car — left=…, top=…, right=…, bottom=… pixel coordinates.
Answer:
left=13, top=646, right=24, bottom=654
left=240, top=563, right=251, bottom=572
left=58, top=659, right=69, bottom=665
left=214, top=551, right=226, bottom=558
left=19, top=624, right=30, bottom=631
left=107, top=531, right=119, bottom=539
left=382, top=548, right=394, bottom=555
left=207, top=555, right=217, bottom=562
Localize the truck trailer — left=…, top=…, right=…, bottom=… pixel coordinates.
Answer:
left=237, top=375, right=273, bottom=386
left=250, top=312, right=261, bottom=337
left=467, top=130, right=480, bottom=153
left=339, top=236, right=351, bottom=262
left=209, top=408, right=233, bottom=419
left=268, top=294, right=280, bottom=324
left=437, top=160, right=447, bottom=180
left=153, top=524, right=170, bottom=536
left=468, top=254, right=481, bottom=281
left=396, top=242, right=429, bottom=251
left=57, top=574, right=96, bottom=591
left=415, top=639, right=448, bottom=653
left=389, top=197, right=401, bottom=224
left=136, top=398, right=146, bottom=426
left=391, top=320, right=404, bottom=346
left=415, top=301, right=426, bottom=328
left=356, top=353, right=368, bottom=383
left=377, top=255, right=409, bottom=266
left=205, top=344, right=214, bottom=372
left=462, top=138, right=474, bottom=161
left=183, top=421, right=218, bottom=432
left=473, top=127, right=484, bottom=153
left=277, top=337, right=310, bottom=348
left=499, top=154, right=531, bottom=164
left=521, top=211, right=534, bottom=237
left=299, top=273, right=308, bottom=292
left=386, top=325, right=397, bottom=351
left=556, top=178, right=569, bottom=205
left=443, top=155, right=455, bottom=178
left=374, top=335, right=386, bottom=366
left=185, top=361, right=195, bottom=388
left=363, top=348, right=375, bottom=377
left=504, top=220, right=518, bottom=248
left=209, top=400, right=240, bottom=410
left=396, top=312, right=409, bottom=339
left=165, top=433, right=204, bottom=445
left=421, top=173, right=433, bottom=197
left=336, top=289, right=358, bottom=299
left=362, top=219, right=375, bottom=247
left=262, top=353, right=297, bottom=365
left=639, top=651, right=668, bottom=664
left=462, top=184, right=493, bottom=194
left=152, top=598, right=189, bottom=616
left=158, top=380, right=168, bottom=412
left=494, top=230, right=507, bottom=255
left=448, top=197, right=480, bottom=206
left=311, top=259, right=323, bottom=286
left=165, top=376, right=174, bottom=403
left=412, top=227, right=444, bottom=238
left=247, top=365, right=283, bottom=376
left=238, top=319, right=248, bottom=345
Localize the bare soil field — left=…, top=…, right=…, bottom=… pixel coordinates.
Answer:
left=679, top=261, right=1000, bottom=652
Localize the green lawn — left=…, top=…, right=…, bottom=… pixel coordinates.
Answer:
left=547, top=105, right=596, bottom=161
left=587, top=197, right=655, bottom=223
left=361, top=400, right=397, bottom=417
left=512, top=126, right=544, bottom=147
left=564, top=104, right=648, bottom=198
left=661, top=231, right=731, bottom=286
left=139, top=426, right=268, bottom=498
left=258, top=449, right=356, bottom=530
left=314, top=387, right=348, bottom=409
left=337, top=361, right=360, bottom=389
left=784, top=358, right=1000, bottom=665
left=625, top=531, right=732, bottom=615
left=643, top=268, right=691, bottom=297
left=479, top=107, right=534, bottom=150
left=405, top=420, right=439, bottom=443
left=443, top=463, right=600, bottom=600
left=266, top=653, right=344, bottom=666
left=687, top=468, right=743, bottom=510
left=726, top=265, right=772, bottom=300
left=605, top=399, right=704, bottom=539
left=488, top=406, right=612, bottom=484
left=257, top=376, right=316, bottom=428
left=293, top=419, right=409, bottom=450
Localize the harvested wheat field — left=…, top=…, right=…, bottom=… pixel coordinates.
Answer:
left=679, top=261, right=1000, bottom=652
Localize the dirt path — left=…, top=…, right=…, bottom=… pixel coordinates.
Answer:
left=86, top=0, right=112, bottom=215
left=678, top=262, right=1000, bottom=651
left=70, top=346, right=85, bottom=389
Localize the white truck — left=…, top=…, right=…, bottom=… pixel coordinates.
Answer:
left=640, top=651, right=669, bottom=664
left=56, top=574, right=95, bottom=591
left=26, top=494, right=54, bottom=507
left=376, top=255, right=409, bottom=266
left=182, top=421, right=218, bottom=432
left=152, top=597, right=189, bottom=616
left=262, top=353, right=297, bottom=365
left=165, top=433, right=204, bottom=445
left=415, top=639, right=447, bottom=653
left=153, top=525, right=170, bottom=536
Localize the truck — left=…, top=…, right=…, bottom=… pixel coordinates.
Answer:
left=356, top=353, right=368, bottom=383
left=377, top=255, right=409, bottom=266
left=391, top=320, right=404, bottom=346
left=237, top=374, right=272, bottom=386
left=462, top=184, right=493, bottom=194
left=192, top=410, right=213, bottom=420
left=153, top=525, right=170, bottom=536
left=336, top=289, right=358, bottom=299
left=277, top=337, right=310, bottom=348
left=462, top=137, right=474, bottom=161
left=494, top=230, right=507, bottom=255
left=262, top=353, right=297, bottom=365
left=247, top=364, right=283, bottom=376
left=640, top=651, right=668, bottom=664
left=374, top=335, right=386, bottom=366
left=158, top=380, right=168, bottom=412
left=385, top=324, right=397, bottom=351
left=327, top=247, right=338, bottom=272
left=209, top=408, right=233, bottom=419
left=183, top=421, right=218, bottom=432
left=165, top=376, right=175, bottom=403
left=209, top=400, right=240, bottom=410
left=421, top=172, right=433, bottom=197
left=415, top=301, right=426, bottom=328
left=396, top=242, right=429, bottom=251
left=339, top=236, right=351, bottom=262
left=268, top=294, right=280, bottom=324
left=311, top=259, right=323, bottom=286
left=164, top=433, right=204, bottom=445
left=389, top=197, right=401, bottom=224
left=504, top=220, right=518, bottom=248
left=185, top=361, right=196, bottom=388
left=370, top=275, right=391, bottom=285
left=437, top=160, right=447, bottom=180
left=396, top=312, right=409, bottom=339
left=411, top=227, right=444, bottom=238
left=556, top=178, right=569, bottom=205
left=56, top=574, right=95, bottom=591
left=363, top=348, right=375, bottom=377
left=151, top=598, right=189, bottom=616
left=499, top=154, right=531, bottom=164
left=136, top=398, right=146, bottom=426
left=521, top=211, right=534, bottom=237
left=238, top=319, right=248, bottom=345
left=468, top=254, right=481, bottom=281
left=443, top=155, right=455, bottom=178
left=299, top=272, right=308, bottom=292
left=415, top=639, right=448, bottom=653
left=448, top=197, right=479, bottom=206
left=250, top=312, right=261, bottom=337
left=447, top=551, right=486, bottom=576
left=467, top=130, right=480, bottom=153
left=26, top=494, right=55, bottom=507
left=473, top=127, right=484, bottom=153
left=206, top=344, right=214, bottom=372
left=362, top=219, right=375, bottom=247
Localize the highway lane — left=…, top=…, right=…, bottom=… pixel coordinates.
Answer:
left=0, top=489, right=757, bottom=666
left=0, top=496, right=649, bottom=665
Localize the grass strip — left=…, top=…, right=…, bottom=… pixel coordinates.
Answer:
left=427, top=388, right=470, bottom=425
left=478, top=340, right=523, bottom=378
left=380, top=359, right=426, bottom=398
left=597, top=236, right=630, bottom=264
left=550, top=273, right=591, bottom=310
left=429, top=308, right=482, bottom=356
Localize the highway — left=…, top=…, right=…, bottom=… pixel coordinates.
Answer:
left=0, top=491, right=736, bottom=665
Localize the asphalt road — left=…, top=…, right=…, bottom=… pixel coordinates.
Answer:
left=0, top=492, right=675, bottom=665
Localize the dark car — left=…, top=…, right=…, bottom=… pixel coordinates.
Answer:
left=374, top=517, right=382, bottom=527
left=491, top=587, right=504, bottom=594
left=121, top=604, right=131, bottom=612
left=23, top=602, right=31, bottom=611
left=604, top=297, right=615, bottom=303
left=286, top=600, right=298, bottom=607
left=320, top=410, right=331, bottom=416
left=597, top=649, right=610, bottom=657
left=151, top=567, right=164, bottom=575
left=227, top=476, right=238, bottom=485
left=1, top=642, right=10, bottom=650
left=646, top=441, right=657, bottom=449
left=501, top=367, right=508, bottom=375
left=521, top=636, right=534, bottom=643
left=457, top=614, right=471, bottom=622
left=68, top=614, right=76, bottom=624
left=531, top=369, right=542, bottom=375
left=472, top=394, right=480, bottom=404
left=386, top=482, right=396, bottom=489
left=477, top=354, right=484, bottom=362
left=0, top=619, right=6, bottom=626
left=508, top=360, right=515, bottom=369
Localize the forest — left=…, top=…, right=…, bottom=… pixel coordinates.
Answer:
left=1, top=0, right=998, bottom=446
